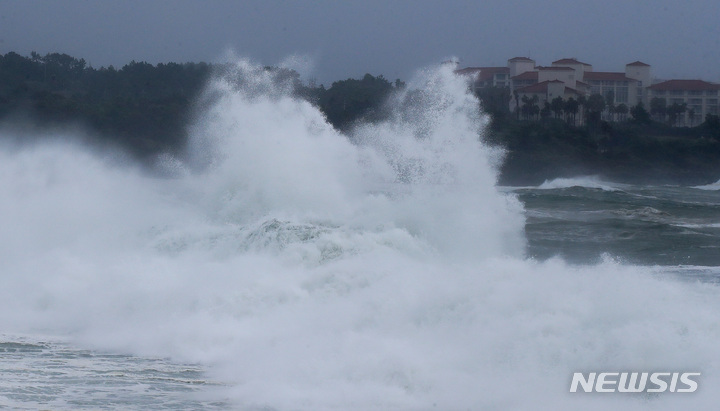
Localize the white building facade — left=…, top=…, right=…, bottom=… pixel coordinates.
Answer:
left=457, top=56, right=719, bottom=125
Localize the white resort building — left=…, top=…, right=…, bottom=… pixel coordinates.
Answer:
left=456, top=56, right=718, bottom=125
left=647, top=80, right=720, bottom=126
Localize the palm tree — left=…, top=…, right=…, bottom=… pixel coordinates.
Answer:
left=551, top=96, right=564, bottom=120
left=615, top=103, right=628, bottom=122
left=650, top=97, right=667, bottom=123
left=586, top=94, right=606, bottom=126
left=577, top=95, right=587, bottom=125
left=604, top=90, right=615, bottom=122
left=564, top=97, right=579, bottom=125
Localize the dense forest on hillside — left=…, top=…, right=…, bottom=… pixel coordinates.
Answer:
left=0, top=52, right=211, bottom=156
left=0, top=52, right=401, bottom=157
left=1, top=51, right=720, bottom=185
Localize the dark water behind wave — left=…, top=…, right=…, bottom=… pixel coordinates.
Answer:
left=517, top=181, right=720, bottom=267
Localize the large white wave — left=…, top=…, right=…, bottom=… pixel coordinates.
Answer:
left=1, top=60, right=719, bottom=410
left=693, top=178, right=720, bottom=190
left=538, top=176, right=624, bottom=191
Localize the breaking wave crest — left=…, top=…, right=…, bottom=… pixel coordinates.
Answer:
left=694, top=178, right=720, bottom=190
left=538, top=176, right=624, bottom=191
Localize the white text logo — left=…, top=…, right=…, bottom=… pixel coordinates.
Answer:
left=570, top=372, right=700, bottom=393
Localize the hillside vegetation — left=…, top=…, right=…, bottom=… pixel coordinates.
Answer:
left=2, top=52, right=719, bottom=185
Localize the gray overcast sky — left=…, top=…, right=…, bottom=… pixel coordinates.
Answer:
left=1, top=0, right=719, bottom=85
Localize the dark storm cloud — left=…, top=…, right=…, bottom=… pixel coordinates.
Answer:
left=1, top=0, right=718, bottom=85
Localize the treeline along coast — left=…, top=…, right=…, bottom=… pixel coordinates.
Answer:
left=2, top=51, right=720, bottom=185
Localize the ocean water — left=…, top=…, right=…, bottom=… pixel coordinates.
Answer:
left=517, top=177, right=720, bottom=267
left=1, top=61, right=720, bottom=410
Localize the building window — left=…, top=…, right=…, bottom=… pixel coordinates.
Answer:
left=707, top=99, right=718, bottom=105
left=690, top=90, right=703, bottom=95
left=655, top=90, right=666, bottom=96
left=671, top=98, right=685, bottom=105
left=707, top=91, right=719, bottom=96
left=670, top=90, right=684, bottom=96
left=690, top=98, right=702, bottom=104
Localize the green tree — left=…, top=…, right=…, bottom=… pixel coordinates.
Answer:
left=703, top=114, right=720, bottom=140
left=564, top=97, right=579, bottom=125
left=667, top=102, right=687, bottom=126
left=550, top=96, right=564, bottom=119
left=604, top=90, right=615, bottom=122
left=0, top=51, right=213, bottom=158
left=577, top=94, right=587, bottom=125
left=650, top=97, right=667, bottom=123
left=615, top=103, right=628, bottom=121
left=318, top=73, right=393, bottom=129
left=475, top=86, right=511, bottom=122
left=630, top=102, right=651, bottom=124
left=586, top=94, right=606, bottom=127
left=541, top=101, right=552, bottom=120
left=520, top=94, right=539, bottom=120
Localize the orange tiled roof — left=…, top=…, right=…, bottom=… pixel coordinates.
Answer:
left=537, top=66, right=574, bottom=71
left=552, top=58, right=592, bottom=66
left=516, top=80, right=562, bottom=93
left=648, top=79, right=720, bottom=91
left=626, top=61, right=650, bottom=67
left=508, top=57, right=534, bottom=62
left=511, top=71, right=539, bottom=80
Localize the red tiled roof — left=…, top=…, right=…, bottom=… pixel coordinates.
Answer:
left=626, top=61, right=650, bottom=67
left=516, top=80, right=561, bottom=93
left=552, top=58, right=592, bottom=66
left=474, top=67, right=509, bottom=73
left=517, top=81, right=582, bottom=96
left=648, top=79, right=720, bottom=91
left=508, top=57, right=534, bottom=62
left=477, top=67, right=509, bottom=81
left=537, top=66, right=574, bottom=71
left=565, top=87, right=581, bottom=95
left=583, top=72, right=636, bottom=81
left=516, top=82, right=549, bottom=93
left=511, top=71, right=538, bottom=80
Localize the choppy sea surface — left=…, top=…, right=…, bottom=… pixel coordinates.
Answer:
left=2, top=61, right=720, bottom=410
left=0, top=337, right=227, bottom=410
left=517, top=177, right=720, bottom=268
